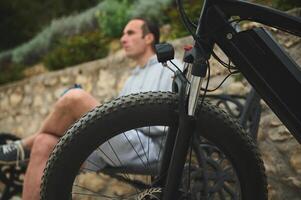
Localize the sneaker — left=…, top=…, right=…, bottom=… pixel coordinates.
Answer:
left=0, top=140, right=30, bottom=165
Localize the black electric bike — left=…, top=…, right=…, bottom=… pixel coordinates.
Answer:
left=41, top=0, right=301, bottom=199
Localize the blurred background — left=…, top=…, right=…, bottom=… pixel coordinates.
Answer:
left=0, top=0, right=300, bottom=85
left=0, top=1, right=301, bottom=199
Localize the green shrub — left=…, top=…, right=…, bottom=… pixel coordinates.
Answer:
left=0, top=50, right=25, bottom=85
left=130, top=0, right=171, bottom=22
left=96, top=0, right=132, bottom=38
left=2, top=0, right=176, bottom=69
left=0, top=50, right=12, bottom=67
left=254, top=0, right=301, bottom=10
left=96, top=0, right=174, bottom=38
left=0, top=63, right=25, bottom=85
left=10, top=3, right=102, bottom=66
left=12, top=28, right=52, bottom=65
left=163, top=0, right=204, bottom=40
left=273, top=0, right=301, bottom=10
left=43, top=31, right=109, bottom=70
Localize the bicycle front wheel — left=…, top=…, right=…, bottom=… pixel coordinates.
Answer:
left=41, top=92, right=267, bottom=200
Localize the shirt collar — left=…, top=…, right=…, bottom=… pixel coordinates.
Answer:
left=137, top=55, right=158, bottom=68
left=145, top=55, right=159, bottom=67
left=132, top=55, right=159, bottom=74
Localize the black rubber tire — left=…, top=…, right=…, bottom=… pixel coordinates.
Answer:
left=41, top=92, right=267, bottom=200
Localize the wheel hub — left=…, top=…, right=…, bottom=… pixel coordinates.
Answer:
left=137, top=188, right=162, bottom=200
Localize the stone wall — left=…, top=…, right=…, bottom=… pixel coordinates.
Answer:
left=0, top=27, right=301, bottom=199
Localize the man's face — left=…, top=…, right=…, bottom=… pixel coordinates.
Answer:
left=120, top=19, right=152, bottom=59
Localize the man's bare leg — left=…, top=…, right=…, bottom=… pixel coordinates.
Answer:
left=22, top=133, right=58, bottom=200
left=22, top=89, right=100, bottom=200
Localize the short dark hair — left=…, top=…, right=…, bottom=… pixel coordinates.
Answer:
left=133, top=17, right=160, bottom=49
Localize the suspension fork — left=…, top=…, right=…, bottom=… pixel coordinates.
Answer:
left=162, top=71, right=196, bottom=200
left=154, top=42, right=209, bottom=199
left=162, top=50, right=209, bottom=200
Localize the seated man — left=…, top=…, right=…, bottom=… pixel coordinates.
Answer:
left=0, top=18, right=181, bottom=200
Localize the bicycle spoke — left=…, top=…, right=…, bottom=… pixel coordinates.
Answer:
left=94, top=146, right=133, bottom=183
left=123, top=132, right=148, bottom=169
left=147, top=126, right=150, bottom=167
left=107, top=140, right=125, bottom=167
left=84, top=159, right=104, bottom=172
left=135, top=129, right=150, bottom=168
left=222, top=177, right=239, bottom=199
left=157, top=126, right=167, bottom=165
left=76, top=127, right=168, bottom=199
left=107, top=141, right=140, bottom=188
left=72, top=184, right=113, bottom=198
left=73, top=170, right=143, bottom=199
left=73, top=178, right=144, bottom=199
left=97, top=146, right=118, bottom=167
left=218, top=190, right=226, bottom=200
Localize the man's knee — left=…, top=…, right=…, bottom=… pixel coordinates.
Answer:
left=54, top=89, right=89, bottom=111
left=31, top=133, right=59, bottom=159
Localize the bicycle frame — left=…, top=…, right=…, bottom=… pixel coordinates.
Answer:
left=161, top=0, right=301, bottom=199
left=203, top=0, right=301, bottom=142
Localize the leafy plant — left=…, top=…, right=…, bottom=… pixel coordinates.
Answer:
left=163, top=0, right=204, bottom=40
left=0, top=64, right=25, bottom=85
left=273, top=0, right=301, bottom=10
left=253, top=0, right=301, bottom=10
left=130, top=0, right=172, bottom=22
left=96, top=0, right=132, bottom=38
left=10, top=4, right=102, bottom=66
left=43, top=31, right=109, bottom=70
left=0, top=0, right=99, bottom=51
